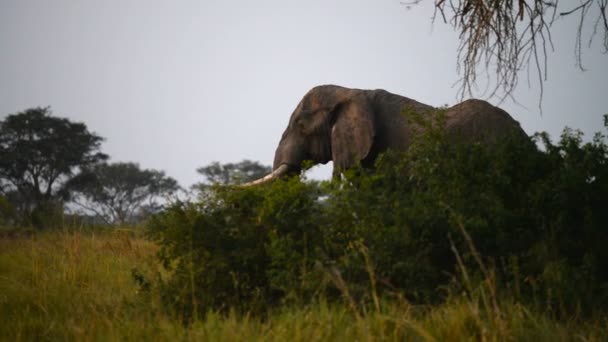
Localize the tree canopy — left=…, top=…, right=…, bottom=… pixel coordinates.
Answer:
left=70, top=162, right=180, bottom=224
left=0, top=107, right=107, bottom=223
left=196, top=160, right=272, bottom=186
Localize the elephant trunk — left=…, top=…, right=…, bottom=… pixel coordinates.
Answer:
left=240, top=164, right=290, bottom=187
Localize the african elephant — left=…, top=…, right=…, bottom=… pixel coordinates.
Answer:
left=245, top=85, right=527, bottom=185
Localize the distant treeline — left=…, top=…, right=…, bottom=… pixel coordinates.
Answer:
left=0, top=107, right=269, bottom=228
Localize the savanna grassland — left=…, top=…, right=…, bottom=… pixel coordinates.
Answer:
left=2, top=118, right=608, bottom=341
left=1, top=228, right=606, bottom=342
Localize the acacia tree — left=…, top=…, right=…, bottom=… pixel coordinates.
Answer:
left=196, top=160, right=272, bottom=185
left=192, top=160, right=272, bottom=201
left=70, top=162, right=180, bottom=224
left=408, top=0, right=607, bottom=103
left=0, top=107, right=107, bottom=224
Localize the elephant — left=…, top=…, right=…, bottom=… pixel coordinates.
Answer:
left=245, top=85, right=527, bottom=185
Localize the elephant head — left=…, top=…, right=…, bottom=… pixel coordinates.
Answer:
left=273, top=85, right=379, bottom=174
left=244, top=85, right=390, bottom=186
left=244, top=85, right=526, bottom=186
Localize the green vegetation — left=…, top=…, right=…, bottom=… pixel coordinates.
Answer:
left=1, top=230, right=606, bottom=341
left=2, top=110, right=608, bottom=340
left=0, top=107, right=107, bottom=228
left=148, top=113, right=608, bottom=321
left=0, top=108, right=179, bottom=228
left=70, top=162, right=180, bottom=225
left=195, top=159, right=272, bottom=186
left=0, top=229, right=159, bottom=340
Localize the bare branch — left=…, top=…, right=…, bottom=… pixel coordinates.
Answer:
left=417, top=0, right=607, bottom=107
left=560, top=0, right=593, bottom=16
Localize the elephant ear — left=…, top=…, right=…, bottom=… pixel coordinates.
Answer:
left=331, top=98, right=376, bottom=172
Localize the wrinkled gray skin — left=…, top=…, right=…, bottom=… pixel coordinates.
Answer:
left=269, top=85, right=527, bottom=179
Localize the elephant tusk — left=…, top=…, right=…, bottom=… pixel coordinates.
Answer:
left=240, top=164, right=289, bottom=187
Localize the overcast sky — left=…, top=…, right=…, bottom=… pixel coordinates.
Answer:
left=1, top=0, right=606, bottom=187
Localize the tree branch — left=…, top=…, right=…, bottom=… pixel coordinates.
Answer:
left=421, top=0, right=607, bottom=107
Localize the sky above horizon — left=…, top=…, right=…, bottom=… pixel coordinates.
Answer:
left=1, top=0, right=606, bottom=187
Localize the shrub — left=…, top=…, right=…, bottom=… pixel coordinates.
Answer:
left=147, top=113, right=608, bottom=318
left=147, top=178, right=324, bottom=319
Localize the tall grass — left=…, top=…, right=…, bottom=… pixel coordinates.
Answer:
left=1, top=229, right=606, bottom=341
left=0, top=228, right=169, bottom=340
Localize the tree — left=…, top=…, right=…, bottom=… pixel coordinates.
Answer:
left=0, top=195, right=16, bottom=226
left=70, top=162, right=180, bottom=225
left=408, top=0, right=607, bottom=103
left=0, top=107, right=107, bottom=224
left=195, top=160, right=272, bottom=186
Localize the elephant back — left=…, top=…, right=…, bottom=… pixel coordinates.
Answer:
left=444, top=99, right=527, bottom=143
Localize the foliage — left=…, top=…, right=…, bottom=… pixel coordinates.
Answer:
left=330, top=119, right=608, bottom=312
left=196, top=160, right=271, bottom=186
left=0, top=107, right=107, bottom=227
left=69, top=162, right=180, bottom=224
left=408, top=0, right=608, bottom=103
left=147, top=178, right=324, bottom=318
left=1, top=231, right=607, bottom=341
left=149, top=112, right=608, bottom=319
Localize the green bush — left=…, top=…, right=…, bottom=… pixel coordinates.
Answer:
left=322, top=113, right=541, bottom=303
left=28, top=200, right=66, bottom=229
left=147, top=178, right=325, bottom=319
left=147, top=114, right=608, bottom=319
